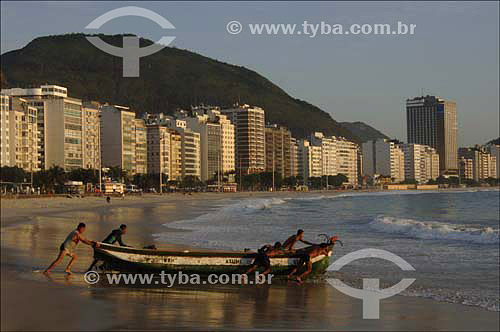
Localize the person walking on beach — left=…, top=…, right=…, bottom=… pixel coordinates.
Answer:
left=281, top=229, right=313, bottom=251
left=44, top=223, right=99, bottom=274
left=87, top=224, right=129, bottom=271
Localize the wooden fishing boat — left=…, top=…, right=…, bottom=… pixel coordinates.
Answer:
left=93, top=238, right=341, bottom=277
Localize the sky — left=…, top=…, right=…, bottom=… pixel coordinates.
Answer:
left=1, top=1, right=499, bottom=146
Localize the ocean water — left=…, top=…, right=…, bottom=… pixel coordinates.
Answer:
left=155, top=189, right=500, bottom=311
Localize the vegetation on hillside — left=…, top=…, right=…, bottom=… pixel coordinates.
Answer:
left=1, top=33, right=358, bottom=141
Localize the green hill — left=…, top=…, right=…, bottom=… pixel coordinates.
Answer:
left=0, top=33, right=358, bottom=142
left=340, top=121, right=389, bottom=142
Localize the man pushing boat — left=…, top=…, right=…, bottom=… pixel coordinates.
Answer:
left=281, top=229, right=314, bottom=251
left=87, top=224, right=129, bottom=272
left=288, top=236, right=342, bottom=283
left=44, top=222, right=99, bottom=274
left=245, top=241, right=283, bottom=276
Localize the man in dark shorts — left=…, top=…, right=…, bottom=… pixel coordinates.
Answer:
left=281, top=229, right=313, bottom=251
left=245, top=242, right=283, bottom=276
left=86, top=224, right=129, bottom=271
left=288, top=243, right=331, bottom=283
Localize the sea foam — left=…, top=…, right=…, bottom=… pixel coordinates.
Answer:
left=369, top=216, right=499, bottom=245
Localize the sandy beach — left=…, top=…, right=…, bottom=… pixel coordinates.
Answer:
left=1, top=192, right=499, bottom=331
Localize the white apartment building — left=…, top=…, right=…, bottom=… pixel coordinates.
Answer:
left=298, top=139, right=322, bottom=180
left=362, top=139, right=405, bottom=182
left=8, top=98, right=39, bottom=171
left=134, top=119, right=147, bottom=174
left=401, top=143, right=439, bottom=183
left=290, top=137, right=299, bottom=177
left=335, top=138, right=359, bottom=186
left=161, top=118, right=201, bottom=179
left=486, top=144, right=500, bottom=178
left=310, top=132, right=337, bottom=176
left=182, top=109, right=235, bottom=181
left=308, top=132, right=359, bottom=185
left=1, top=85, right=84, bottom=170
left=82, top=102, right=101, bottom=170
left=147, top=125, right=183, bottom=181
left=0, top=94, right=10, bottom=166
left=100, top=105, right=137, bottom=173
left=265, top=125, right=292, bottom=178
left=458, top=146, right=497, bottom=181
left=221, top=104, right=265, bottom=175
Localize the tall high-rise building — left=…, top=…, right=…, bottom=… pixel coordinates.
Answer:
left=458, top=146, right=497, bottom=181
left=82, top=102, right=101, bottom=170
left=406, top=95, right=458, bottom=175
left=265, top=125, right=292, bottom=178
left=221, top=104, right=265, bottom=175
left=6, top=97, right=39, bottom=171
left=362, top=139, right=405, bottom=182
left=2, top=85, right=84, bottom=170
left=0, top=94, right=10, bottom=166
left=100, top=105, right=137, bottom=174
left=290, top=137, right=299, bottom=177
left=133, top=119, right=147, bottom=174
left=401, top=143, right=439, bottom=183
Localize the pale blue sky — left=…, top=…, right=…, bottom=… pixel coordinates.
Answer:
left=1, top=1, right=498, bottom=145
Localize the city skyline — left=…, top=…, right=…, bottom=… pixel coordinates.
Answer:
left=1, top=1, right=498, bottom=146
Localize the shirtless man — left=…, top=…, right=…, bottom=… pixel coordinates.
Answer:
left=288, top=243, right=331, bottom=283
left=281, top=229, right=313, bottom=251
left=45, top=223, right=99, bottom=274
left=245, top=242, right=283, bottom=276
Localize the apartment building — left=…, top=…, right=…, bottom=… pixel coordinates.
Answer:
left=308, top=132, right=359, bottom=185
left=82, top=102, right=101, bottom=170
left=406, top=95, right=458, bottom=175
left=298, top=139, right=322, bottom=180
left=335, top=138, right=359, bottom=186
left=310, top=132, right=337, bottom=176
left=100, top=105, right=137, bottom=173
left=290, top=137, right=299, bottom=177
left=134, top=119, right=147, bottom=174
left=1, top=85, right=84, bottom=170
left=458, top=146, right=497, bottom=181
left=486, top=144, right=500, bottom=179
left=362, top=139, right=405, bottom=182
left=7, top=98, right=39, bottom=171
left=401, top=143, right=439, bottom=183
left=0, top=94, right=10, bottom=166
left=182, top=108, right=235, bottom=181
left=221, top=104, right=265, bottom=175
left=265, top=125, right=292, bottom=178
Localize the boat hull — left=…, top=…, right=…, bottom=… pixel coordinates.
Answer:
left=93, top=243, right=332, bottom=277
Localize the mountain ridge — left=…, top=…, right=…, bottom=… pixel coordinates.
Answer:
left=0, top=33, right=359, bottom=142
left=340, top=121, right=389, bottom=142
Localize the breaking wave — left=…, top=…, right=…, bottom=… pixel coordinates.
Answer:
left=369, top=216, right=499, bottom=245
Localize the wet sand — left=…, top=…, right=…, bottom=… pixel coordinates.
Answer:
left=1, top=193, right=499, bottom=331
